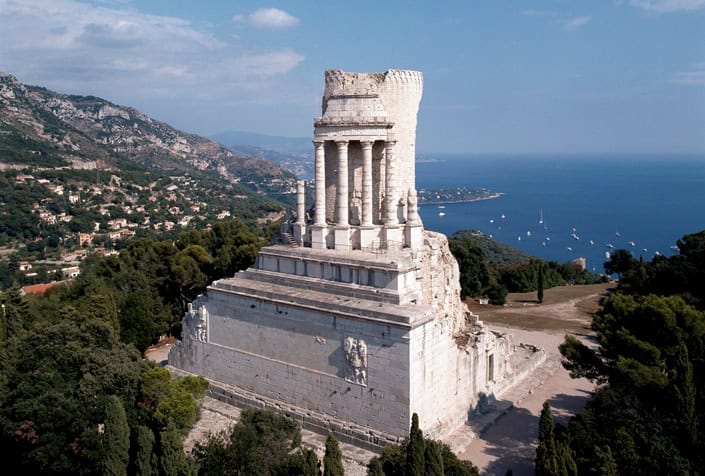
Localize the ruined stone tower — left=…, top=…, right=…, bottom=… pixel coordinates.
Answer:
left=169, top=69, right=543, bottom=448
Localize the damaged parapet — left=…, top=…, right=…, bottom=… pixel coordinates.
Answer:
left=291, top=69, right=424, bottom=252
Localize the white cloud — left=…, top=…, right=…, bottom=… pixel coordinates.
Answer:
left=560, top=16, right=591, bottom=31
left=671, top=64, right=705, bottom=86
left=233, top=7, right=299, bottom=28
left=629, top=0, right=705, bottom=12
left=0, top=0, right=305, bottom=104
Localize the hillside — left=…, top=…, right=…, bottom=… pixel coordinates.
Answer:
left=211, top=130, right=314, bottom=179
left=450, top=229, right=536, bottom=266
left=0, top=72, right=300, bottom=287
left=0, top=72, right=294, bottom=185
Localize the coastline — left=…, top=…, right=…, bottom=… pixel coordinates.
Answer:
left=419, top=192, right=504, bottom=206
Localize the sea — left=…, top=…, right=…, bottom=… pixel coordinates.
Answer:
left=416, top=154, right=705, bottom=273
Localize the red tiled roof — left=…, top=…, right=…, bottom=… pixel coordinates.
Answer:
left=21, top=281, right=68, bottom=296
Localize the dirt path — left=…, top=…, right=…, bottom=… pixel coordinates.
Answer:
left=456, top=284, right=612, bottom=475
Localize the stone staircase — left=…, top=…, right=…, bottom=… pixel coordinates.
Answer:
left=280, top=232, right=300, bottom=247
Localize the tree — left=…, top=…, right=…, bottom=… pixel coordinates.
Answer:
left=99, top=395, right=130, bottom=476
left=323, top=434, right=344, bottom=476
left=132, top=425, right=157, bottom=476
left=537, top=263, right=544, bottom=303
left=406, top=413, right=424, bottom=476
left=424, top=442, right=444, bottom=476
left=603, top=249, right=636, bottom=280
left=535, top=401, right=558, bottom=476
left=367, top=458, right=384, bottom=476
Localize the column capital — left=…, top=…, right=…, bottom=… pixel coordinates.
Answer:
left=360, top=140, right=374, bottom=149
left=385, top=140, right=397, bottom=147
left=334, top=139, right=349, bottom=147
left=313, top=139, right=324, bottom=147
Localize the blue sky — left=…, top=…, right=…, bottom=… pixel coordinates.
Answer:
left=1, top=0, right=704, bottom=154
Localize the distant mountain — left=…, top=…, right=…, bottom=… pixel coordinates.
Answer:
left=210, top=130, right=311, bottom=153
left=211, top=130, right=314, bottom=180
left=0, top=72, right=292, bottom=184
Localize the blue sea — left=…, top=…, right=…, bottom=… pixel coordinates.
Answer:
left=416, top=155, right=705, bottom=273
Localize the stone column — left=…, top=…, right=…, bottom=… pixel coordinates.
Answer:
left=311, top=140, right=327, bottom=249
left=296, top=180, right=305, bottom=224
left=335, top=140, right=349, bottom=226
left=334, top=140, right=350, bottom=250
left=361, top=141, right=374, bottom=227
left=292, top=179, right=306, bottom=244
left=384, top=140, right=402, bottom=248
left=384, top=141, right=398, bottom=226
left=405, top=188, right=423, bottom=250
left=313, top=140, right=326, bottom=226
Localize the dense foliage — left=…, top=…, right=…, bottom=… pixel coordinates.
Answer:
left=66, top=219, right=262, bottom=351
left=368, top=413, right=479, bottom=476
left=547, top=230, right=705, bottom=475
left=0, top=284, right=208, bottom=475
left=191, top=408, right=321, bottom=476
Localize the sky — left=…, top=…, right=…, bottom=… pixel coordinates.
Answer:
left=1, top=0, right=704, bottom=154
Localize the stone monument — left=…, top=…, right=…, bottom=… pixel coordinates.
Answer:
left=169, top=69, right=544, bottom=448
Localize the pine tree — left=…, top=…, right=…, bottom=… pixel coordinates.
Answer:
left=424, top=442, right=444, bottom=476
left=323, top=433, right=344, bottom=476
left=535, top=401, right=558, bottom=476
left=99, top=395, right=130, bottom=476
left=537, top=263, right=544, bottom=303
left=406, top=413, right=425, bottom=476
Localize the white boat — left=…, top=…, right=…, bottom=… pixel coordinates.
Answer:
left=438, top=212, right=445, bottom=217
left=605, top=251, right=611, bottom=259
left=517, top=236, right=522, bottom=241
left=542, top=242, right=546, bottom=247
left=545, top=236, right=550, bottom=241
left=501, top=214, right=506, bottom=219
left=526, top=231, right=531, bottom=237
left=589, top=240, right=594, bottom=245
left=539, top=208, right=544, bottom=224
left=567, top=246, right=573, bottom=252
left=438, top=205, right=446, bottom=209
left=490, top=219, right=494, bottom=223
left=606, top=243, right=614, bottom=249
left=628, top=241, right=636, bottom=247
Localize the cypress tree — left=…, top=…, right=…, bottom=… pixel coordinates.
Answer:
left=537, top=263, right=544, bottom=303
left=323, top=433, right=344, bottom=476
left=424, top=441, right=444, bottom=476
left=406, top=413, right=425, bottom=476
left=367, top=458, right=384, bottom=476
left=132, top=425, right=156, bottom=476
left=595, top=446, right=618, bottom=476
left=535, top=401, right=558, bottom=476
left=99, top=395, right=130, bottom=476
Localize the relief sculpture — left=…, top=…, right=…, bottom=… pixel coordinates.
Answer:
left=186, top=302, right=208, bottom=342
left=344, top=336, right=368, bottom=386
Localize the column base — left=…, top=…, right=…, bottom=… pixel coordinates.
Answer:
left=359, top=226, right=380, bottom=250
left=334, top=226, right=351, bottom=251
left=384, top=226, right=403, bottom=249
left=292, top=223, right=306, bottom=245
left=405, top=224, right=423, bottom=250
left=310, top=225, right=329, bottom=250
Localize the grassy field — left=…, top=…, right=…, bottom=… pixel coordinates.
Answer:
left=465, top=282, right=614, bottom=334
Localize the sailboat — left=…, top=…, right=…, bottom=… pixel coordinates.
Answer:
left=539, top=208, right=543, bottom=225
